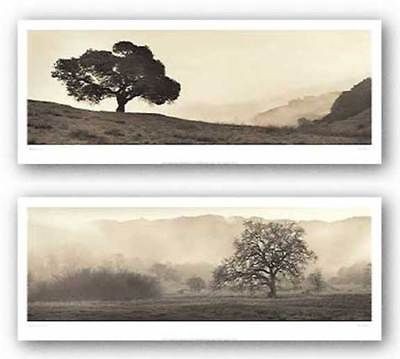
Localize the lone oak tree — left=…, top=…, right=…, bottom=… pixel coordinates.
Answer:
left=51, top=41, right=181, bottom=113
left=213, top=220, right=316, bottom=298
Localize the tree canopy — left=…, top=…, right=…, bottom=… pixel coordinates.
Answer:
left=212, top=220, right=316, bottom=297
left=51, top=41, right=181, bottom=112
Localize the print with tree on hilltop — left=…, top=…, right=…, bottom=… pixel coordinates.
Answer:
left=27, top=30, right=373, bottom=145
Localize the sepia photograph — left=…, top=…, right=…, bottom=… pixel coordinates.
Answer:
left=18, top=197, right=381, bottom=341
left=18, top=20, right=381, bottom=164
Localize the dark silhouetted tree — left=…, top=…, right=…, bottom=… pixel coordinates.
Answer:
left=213, top=220, right=316, bottom=298
left=186, top=276, right=206, bottom=292
left=52, top=41, right=181, bottom=113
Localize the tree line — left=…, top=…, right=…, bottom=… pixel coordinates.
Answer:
left=28, top=219, right=371, bottom=302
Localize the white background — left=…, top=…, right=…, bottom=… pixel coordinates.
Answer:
left=0, top=0, right=398, bottom=357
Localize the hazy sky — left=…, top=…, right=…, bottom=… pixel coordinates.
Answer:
left=29, top=206, right=371, bottom=228
left=28, top=207, right=371, bottom=274
left=28, top=30, right=371, bottom=123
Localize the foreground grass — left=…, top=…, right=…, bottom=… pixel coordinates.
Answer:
left=27, top=100, right=371, bottom=145
left=28, top=293, right=371, bottom=321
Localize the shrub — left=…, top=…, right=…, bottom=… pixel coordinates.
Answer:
left=306, top=271, right=325, bottom=292
left=186, top=276, right=206, bottom=292
left=297, top=118, right=312, bottom=127
left=29, top=268, right=162, bottom=302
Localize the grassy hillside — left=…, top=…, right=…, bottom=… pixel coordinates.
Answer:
left=27, top=100, right=370, bottom=145
left=328, top=78, right=371, bottom=122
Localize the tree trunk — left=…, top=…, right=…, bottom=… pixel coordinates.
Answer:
left=116, top=97, right=127, bottom=113
left=268, top=276, right=277, bottom=298
left=116, top=102, right=126, bottom=113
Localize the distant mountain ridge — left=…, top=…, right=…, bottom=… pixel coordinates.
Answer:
left=252, top=92, right=341, bottom=127
left=251, top=77, right=372, bottom=139
left=29, top=215, right=371, bottom=279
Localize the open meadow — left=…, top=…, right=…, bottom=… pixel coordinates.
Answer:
left=28, top=292, right=371, bottom=321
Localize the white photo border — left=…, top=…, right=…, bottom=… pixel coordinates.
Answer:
left=18, top=196, right=382, bottom=341
left=17, top=19, right=382, bottom=164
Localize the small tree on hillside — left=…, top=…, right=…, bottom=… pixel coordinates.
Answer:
left=52, top=41, right=181, bottom=112
left=186, top=276, right=206, bottom=293
left=213, top=220, right=317, bottom=298
left=306, top=270, right=324, bottom=292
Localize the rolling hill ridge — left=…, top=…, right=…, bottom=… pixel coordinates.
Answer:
left=252, top=92, right=341, bottom=127
left=27, top=78, right=372, bottom=145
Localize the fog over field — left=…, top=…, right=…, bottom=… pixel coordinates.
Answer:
left=27, top=206, right=372, bottom=321
left=28, top=207, right=371, bottom=281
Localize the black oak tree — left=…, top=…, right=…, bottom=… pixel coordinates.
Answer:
left=213, top=220, right=316, bottom=298
left=52, top=41, right=181, bottom=113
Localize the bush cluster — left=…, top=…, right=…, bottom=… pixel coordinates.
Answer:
left=29, top=268, right=162, bottom=302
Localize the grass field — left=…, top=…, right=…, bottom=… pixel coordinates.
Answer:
left=28, top=293, right=371, bottom=321
left=27, top=100, right=371, bottom=145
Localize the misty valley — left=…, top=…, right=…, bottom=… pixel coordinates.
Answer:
left=28, top=213, right=372, bottom=321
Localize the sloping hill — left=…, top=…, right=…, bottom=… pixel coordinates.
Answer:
left=299, top=108, right=371, bottom=139
left=27, top=99, right=371, bottom=145
left=296, top=78, right=372, bottom=140
left=252, top=92, right=340, bottom=127
left=326, top=78, right=371, bottom=122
